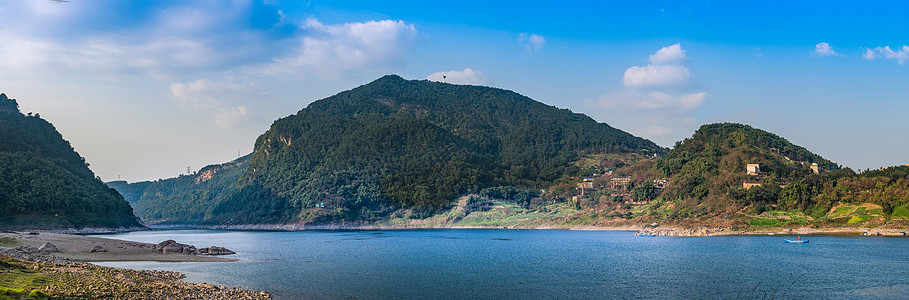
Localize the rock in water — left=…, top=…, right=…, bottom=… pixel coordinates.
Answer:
left=154, top=240, right=198, bottom=255
left=198, top=246, right=235, bottom=255
left=89, top=246, right=107, bottom=253
left=38, top=242, right=59, bottom=252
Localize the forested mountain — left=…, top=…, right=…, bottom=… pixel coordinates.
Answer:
left=127, top=155, right=253, bottom=224
left=644, top=123, right=840, bottom=223
left=591, top=122, right=905, bottom=228
left=0, top=93, right=141, bottom=229
left=129, top=75, right=664, bottom=225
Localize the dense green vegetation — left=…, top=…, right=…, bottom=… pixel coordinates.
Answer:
left=128, top=75, right=663, bottom=224
left=0, top=93, right=141, bottom=229
left=598, top=122, right=909, bottom=228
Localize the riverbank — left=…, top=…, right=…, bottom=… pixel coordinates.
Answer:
left=145, top=222, right=909, bottom=237
left=0, top=231, right=269, bottom=299
left=0, top=231, right=233, bottom=262
left=0, top=255, right=269, bottom=299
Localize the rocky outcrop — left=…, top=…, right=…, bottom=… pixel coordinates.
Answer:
left=14, top=245, right=39, bottom=254
left=155, top=240, right=197, bottom=254
left=89, top=246, right=108, bottom=253
left=154, top=240, right=235, bottom=256
left=198, top=246, right=235, bottom=255
left=38, top=242, right=59, bottom=252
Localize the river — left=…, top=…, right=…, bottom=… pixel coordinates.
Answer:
left=94, top=229, right=909, bottom=299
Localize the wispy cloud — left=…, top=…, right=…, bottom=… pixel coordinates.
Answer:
left=518, top=33, right=545, bottom=53
left=426, top=68, right=488, bottom=85
left=814, top=42, right=841, bottom=57
left=263, top=18, right=418, bottom=79
left=0, top=1, right=291, bottom=79
left=862, top=45, right=909, bottom=64
left=168, top=78, right=271, bottom=129
left=586, top=43, right=707, bottom=145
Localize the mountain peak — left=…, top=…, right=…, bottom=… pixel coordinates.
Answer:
left=0, top=93, right=19, bottom=113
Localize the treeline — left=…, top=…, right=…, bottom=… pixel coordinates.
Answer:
left=0, top=93, right=140, bottom=229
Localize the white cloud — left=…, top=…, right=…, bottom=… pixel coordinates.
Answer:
left=0, top=1, right=287, bottom=79
left=169, top=78, right=270, bottom=129
left=213, top=106, right=254, bottom=130
left=594, top=90, right=707, bottom=110
left=265, top=18, right=417, bottom=79
left=622, top=43, right=695, bottom=89
left=863, top=48, right=877, bottom=60
left=425, top=68, right=488, bottom=85
left=623, top=65, right=692, bottom=89
left=586, top=43, right=707, bottom=146
left=863, top=45, right=909, bottom=64
left=649, top=43, right=686, bottom=64
left=518, top=33, right=545, bottom=53
left=814, top=42, right=841, bottom=57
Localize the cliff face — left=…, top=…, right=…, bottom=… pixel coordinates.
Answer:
left=0, top=93, right=142, bottom=229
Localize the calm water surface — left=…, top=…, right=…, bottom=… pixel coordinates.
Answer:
left=94, top=230, right=909, bottom=299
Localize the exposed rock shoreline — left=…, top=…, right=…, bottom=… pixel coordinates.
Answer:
left=0, top=231, right=235, bottom=262
left=0, top=254, right=269, bottom=299
left=148, top=223, right=909, bottom=237
left=2, top=226, right=150, bottom=234
left=0, top=231, right=267, bottom=299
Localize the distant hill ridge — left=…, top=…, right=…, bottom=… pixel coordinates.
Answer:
left=0, top=93, right=141, bottom=229
left=122, top=75, right=665, bottom=225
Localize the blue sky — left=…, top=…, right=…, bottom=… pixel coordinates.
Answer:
left=1, top=1, right=907, bottom=181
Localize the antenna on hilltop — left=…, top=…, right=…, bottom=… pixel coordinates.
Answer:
left=187, top=166, right=191, bottom=175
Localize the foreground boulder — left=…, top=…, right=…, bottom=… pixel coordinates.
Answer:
left=38, top=242, right=59, bottom=252
left=15, top=245, right=39, bottom=254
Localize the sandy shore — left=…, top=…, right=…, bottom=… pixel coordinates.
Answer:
left=0, top=231, right=235, bottom=262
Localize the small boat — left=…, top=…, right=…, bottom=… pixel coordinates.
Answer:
left=784, top=236, right=808, bottom=243
left=784, top=239, right=809, bottom=243
left=638, top=234, right=656, bottom=237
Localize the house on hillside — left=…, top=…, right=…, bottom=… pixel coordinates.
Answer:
left=743, top=181, right=762, bottom=189
left=611, top=176, right=632, bottom=191
left=746, top=164, right=760, bottom=175
left=577, top=178, right=596, bottom=196
left=810, top=163, right=820, bottom=174
left=653, top=178, right=670, bottom=190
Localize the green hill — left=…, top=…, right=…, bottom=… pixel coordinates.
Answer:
left=645, top=123, right=839, bottom=225
left=0, top=93, right=141, bottom=230
left=130, top=75, right=665, bottom=225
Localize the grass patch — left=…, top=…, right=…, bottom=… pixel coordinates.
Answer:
left=847, top=215, right=869, bottom=224
left=893, top=206, right=909, bottom=218
left=0, top=287, right=50, bottom=300
left=830, top=205, right=856, bottom=218
left=0, top=237, right=20, bottom=247
left=749, top=218, right=778, bottom=226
